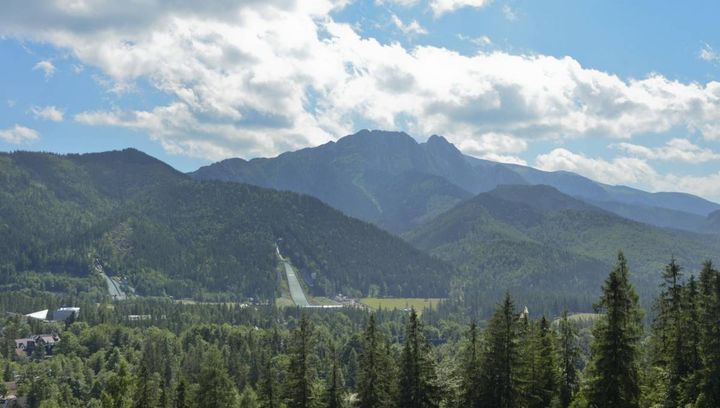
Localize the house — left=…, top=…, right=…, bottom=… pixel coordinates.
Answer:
left=14, top=334, right=60, bottom=358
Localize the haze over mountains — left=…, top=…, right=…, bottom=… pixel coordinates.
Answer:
left=3, top=130, right=720, bottom=314
left=0, top=149, right=452, bottom=300
left=192, top=130, right=720, bottom=235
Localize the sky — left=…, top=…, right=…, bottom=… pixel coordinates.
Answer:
left=1, top=0, right=720, bottom=202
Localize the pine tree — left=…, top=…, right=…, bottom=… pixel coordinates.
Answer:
left=174, top=379, right=187, bottom=408
left=286, top=314, right=316, bottom=408
left=586, top=252, right=643, bottom=408
left=527, top=316, right=557, bottom=408
left=323, top=347, right=345, bottom=408
left=557, top=310, right=580, bottom=408
left=357, top=314, right=394, bottom=408
left=478, top=293, right=519, bottom=408
left=196, top=346, right=238, bottom=408
left=239, top=386, right=260, bottom=408
left=679, top=276, right=701, bottom=405
left=396, top=309, right=439, bottom=408
left=460, top=322, right=482, bottom=408
left=696, top=261, right=720, bottom=407
left=258, top=355, right=278, bottom=408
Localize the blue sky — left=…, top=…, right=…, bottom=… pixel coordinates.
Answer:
left=1, top=0, right=720, bottom=201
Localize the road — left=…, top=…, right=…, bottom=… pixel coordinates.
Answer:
left=277, top=246, right=311, bottom=307
left=96, top=262, right=127, bottom=300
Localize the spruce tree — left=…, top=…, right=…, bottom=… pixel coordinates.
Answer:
left=557, top=310, right=580, bottom=408
left=258, top=354, right=278, bottom=408
left=174, top=379, right=187, bottom=408
left=679, top=276, right=701, bottom=405
left=397, top=309, right=439, bottom=408
left=586, top=252, right=643, bottom=408
left=460, top=322, right=482, bottom=408
left=196, top=346, right=238, bottom=408
left=528, top=316, right=557, bottom=408
left=478, top=293, right=519, bottom=408
left=697, top=261, right=720, bottom=407
left=357, top=314, right=394, bottom=408
left=323, top=347, right=345, bottom=408
left=286, top=314, right=316, bottom=408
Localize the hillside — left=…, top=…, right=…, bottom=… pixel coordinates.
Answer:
left=193, top=130, right=720, bottom=234
left=192, top=130, right=509, bottom=233
left=0, top=149, right=454, bottom=300
left=405, top=184, right=720, bottom=312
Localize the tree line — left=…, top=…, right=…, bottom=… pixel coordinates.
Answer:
left=1, top=252, right=719, bottom=407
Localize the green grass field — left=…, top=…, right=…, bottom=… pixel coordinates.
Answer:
left=360, top=297, right=444, bottom=312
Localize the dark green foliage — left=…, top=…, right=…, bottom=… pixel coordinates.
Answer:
left=460, top=322, right=482, bottom=408
left=397, top=309, right=439, bottom=408
left=557, top=310, right=580, bottom=408
left=0, top=149, right=454, bottom=299
left=406, top=184, right=720, bottom=316
left=585, top=252, right=643, bottom=408
left=322, top=348, right=345, bottom=408
left=478, top=293, right=519, bottom=408
left=286, top=315, right=316, bottom=408
left=196, top=346, right=238, bottom=408
left=697, top=261, right=720, bottom=407
left=357, top=315, right=395, bottom=408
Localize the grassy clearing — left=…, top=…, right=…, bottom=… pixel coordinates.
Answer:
left=360, top=297, right=444, bottom=312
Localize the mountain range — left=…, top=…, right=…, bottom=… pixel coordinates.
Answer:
left=192, top=130, right=720, bottom=235
left=0, top=149, right=452, bottom=300
left=3, top=130, right=719, bottom=314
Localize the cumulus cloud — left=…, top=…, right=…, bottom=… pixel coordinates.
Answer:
left=614, top=138, right=720, bottom=163
left=0, top=124, right=40, bottom=144
left=536, top=148, right=656, bottom=186
left=2, top=0, right=720, bottom=163
left=391, top=14, right=427, bottom=36
left=535, top=147, right=720, bottom=202
left=32, top=60, right=56, bottom=79
left=31, top=105, right=65, bottom=122
left=458, top=132, right=527, bottom=164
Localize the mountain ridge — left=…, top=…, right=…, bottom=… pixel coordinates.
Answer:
left=192, top=130, right=720, bottom=234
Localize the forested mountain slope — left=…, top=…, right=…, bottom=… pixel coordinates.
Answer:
left=405, top=184, right=720, bottom=312
left=0, top=149, right=453, bottom=300
left=193, top=130, right=720, bottom=234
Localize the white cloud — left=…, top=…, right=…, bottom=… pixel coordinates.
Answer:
left=3, top=0, right=720, bottom=163
left=535, top=147, right=720, bottom=202
left=536, top=148, right=656, bottom=186
left=391, top=14, right=427, bottom=36
left=31, top=105, right=65, bottom=122
left=614, top=138, right=720, bottom=163
left=32, top=60, right=56, bottom=78
left=458, top=34, right=492, bottom=47
left=501, top=4, right=517, bottom=21
left=431, top=0, right=492, bottom=17
left=458, top=132, right=527, bottom=164
left=699, top=43, right=718, bottom=62
left=0, top=124, right=40, bottom=144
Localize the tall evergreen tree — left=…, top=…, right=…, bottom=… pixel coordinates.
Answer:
left=527, top=316, right=557, bottom=408
left=697, top=261, right=720, bottom=407
left=173, top=378, right=187, bottom=408
left=679, top=276, right=701, bottom=405
left=286, top=314, right=316, bottom=408
left=397, top=309, right=439, bottom=408
left=258, top=354, right=278, bottom=408
left=460, top=322, right=482, bottom=408
left=323, top=346, right=345, bottom=408
left=357, top=314, right=394, bottom=408
left=557, top=310, right=580, bottom=408
left=478, top=293, right=519, bottom=408
left=196, top=346, right=238, bottom=408
left=586, top=252, right=643, bottom=408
